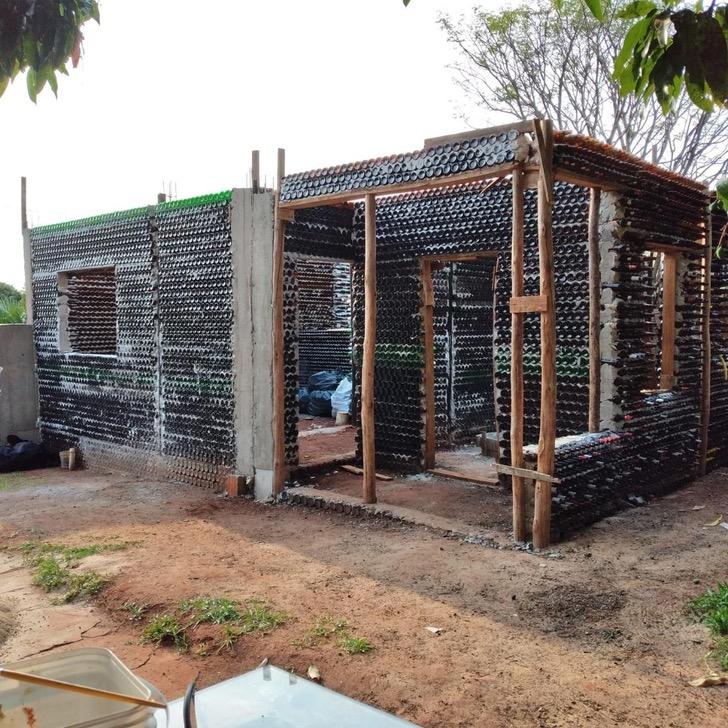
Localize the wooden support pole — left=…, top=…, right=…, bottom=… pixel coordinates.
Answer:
left=660, top=252, right=678, bottom=390
left=272, top=148, right=287, bottom=497
left=252, top=150, right=260, bottom=193
left=157, top=193, right=167, bottom=203
left=699, top=207, right=712, bottom=475
left=362, top=193, right=377, bottom=504
left=21, top=176, right=33, bottom=324
left=421, top=258, right=436, bottom=469
left=588, top=187, right=601, bottom=432
left=533, top=119, right=556, bottom=550
left=510, top=165, right=527, bottom=542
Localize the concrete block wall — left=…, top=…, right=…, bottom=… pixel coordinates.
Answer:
left=0, top=324, right=38, bottom=443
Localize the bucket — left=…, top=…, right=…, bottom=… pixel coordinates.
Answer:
left=0, top=648, right=162, bottom=727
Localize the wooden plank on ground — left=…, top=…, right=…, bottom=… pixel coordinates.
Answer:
left=341, top=464, right=393, bottom=481
left=428, top=468, right=499, bottom=486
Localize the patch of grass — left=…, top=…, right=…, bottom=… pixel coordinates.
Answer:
left=0, top=474, right=26, bottom=492
left=64, top=572, right=107, bottom=602
left=180, top=597, right=241, bottom=625
left=712, top=637, right=728, bottom=671
left=141, top=615, right=189, bottom=651
left=123, top=602, right=148, bottom=621
left=239, top=599, right=287, bottom=634
left=689, top=582, right=728, bottom=637
left=339, top=635, right=373, bottom=655
left=21, top=540, right=133, bottom=566
left=33, top=556, right=68, bottom=592
left=295, top=615, right=350, bottom=648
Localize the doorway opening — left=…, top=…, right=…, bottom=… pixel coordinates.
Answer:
left=422, top=253, right=499, bottom=485
left=294, top=257, right=356, bottom=470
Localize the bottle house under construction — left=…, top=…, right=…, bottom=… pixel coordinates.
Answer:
left=25, top=119, right=728, bottom=548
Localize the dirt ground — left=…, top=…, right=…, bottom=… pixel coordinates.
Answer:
left=1, top=466, right=728, bottom=727
left=297, top=416, right=356, bottom=467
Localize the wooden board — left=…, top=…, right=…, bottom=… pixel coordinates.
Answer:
left=361, top=193, right=377, bottom=504
left=279, top=162, right=519, bottom=210
left=428, top=468, right=499, bottom=487
left=420, top=259, right=436, bottom=469
left=510, top=166, right=527, bottom=541
left=424, top=120, right=535, bottom=149
left=495, top=463, right=561, bottom=484
left=271, top=149, right=287, bottom=497
left=588, top=187, right=601, bottom=433
left=660, top=252, right=677, bottom=390
left=509, top=294, right=548, bottom=314
left=533, top=119, right=556, bottom=550
left=341, top=464, right=393, bottom=481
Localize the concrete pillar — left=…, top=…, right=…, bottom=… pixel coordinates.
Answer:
left=231, top=189, right=276, bottom=501
left=0, top=324, right=39, bottom=442
left=597, top=191, right=624, bottom=430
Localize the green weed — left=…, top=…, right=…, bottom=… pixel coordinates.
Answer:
left=123, top=602, right=149, bottom=621
left=689, top=582, right=728, bottom=672
left=339, top=635, right=373, bottom=655
left=33, top=556, right=68, bottom=592
left=141, top=615, right=189, bottom=651
left=238, top=599, right=287, bottom=634
left=64, top=572, right=107, bottom=602
left=180, top=597, right=241, bottom=625
left=296, top=615, right=350, bottom=647
left=21, top=540, right=132, bottom=566
left=712, top=637, right=728, bottom=671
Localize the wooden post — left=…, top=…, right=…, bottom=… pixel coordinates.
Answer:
left=21, top=176, right=33, bottom=324
left=272, top=148, right=287, bottom=497
left=362, top=193, right=377, bottom=504
left=588, top=187, right=601, bottom=432
left=421, top=259, right=436, bottom=469
left=699, top=206, right=712, bottom=475
left=660, top=252, right=678, bottom=390
left=510, top=166, right=527, bottom=541
left=533, top=119, right=556, bottom=550
left=157, top=193, right=167, bottom=203
left=252, top=150, right=260, bottom=193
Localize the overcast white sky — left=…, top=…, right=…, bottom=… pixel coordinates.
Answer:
left=1, top=0, right=509, bottom=289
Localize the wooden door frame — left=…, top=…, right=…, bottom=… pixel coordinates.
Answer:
left=419, top=251, right=500, bottom=469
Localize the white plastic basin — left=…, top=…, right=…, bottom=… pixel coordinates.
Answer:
left=0, top=647, right=162, bottom=728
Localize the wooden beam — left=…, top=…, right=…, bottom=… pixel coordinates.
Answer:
left=428, top=467, right=499, bottom=487
left=640, top=241, right=705, bottom=256
left=279, top=162, right=519, bottom=211
left=420, top=259, right=436, bottom=469
left=362, top=193, right=377, bottom=504
left=342, top=464, right=393, bottom=481
left=553, top=168, right=624, bottom=192
left=532, top=119, right=554, bottom=202
left=251, top=150, right=260, bottom=193
left=588, top=187, right=601, bottom=433
left=700, top=208, right=712, bottom=475
left=660, top=252, right=678, bottom=390
left=533, top=119, right=556, bottom=550
left=495, top=463, right=561, bottom=484
left=21, top=176, right=28, bottom=231
left=279, top=207, right=295, bottom=222
left=510, top=165, right=527, bottom=542
left=509, top=294, right=548, bottom=314
left=272, top=148, right=287, bottom=497
left=421, top=251, right=499, bottom=263
left=424, top=120, right=535, bottom=149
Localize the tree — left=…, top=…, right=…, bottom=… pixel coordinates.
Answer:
left=439, top=0, right=728, bottom=184
left=0, top=282, right=22, bottom=301
left=580, top=0, right=728, bottom=115
left=0, top=0, right=99, bottom=102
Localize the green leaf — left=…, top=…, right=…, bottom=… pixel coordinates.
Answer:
left=618, top=1, right=657, bottom=20
left=716, top=179, right=728, bottom=212
left=0, top=76, right=8, bottom=98
left=699, top=15, right=728, bottom=105
left=614, top=16, right=655, bottom=77
left=583, top=0, right=604, bottom=21
left=26, top=68, right=37, bottom=103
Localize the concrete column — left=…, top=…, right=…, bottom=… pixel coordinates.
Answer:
left=0, top=324, right=39, bottom=442
left=597, top=191, right=624, bottom=430
left=231, top=189, right=276, bottom=501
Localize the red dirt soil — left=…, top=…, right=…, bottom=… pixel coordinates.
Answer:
left=1, top=466, right=728, bottom=727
